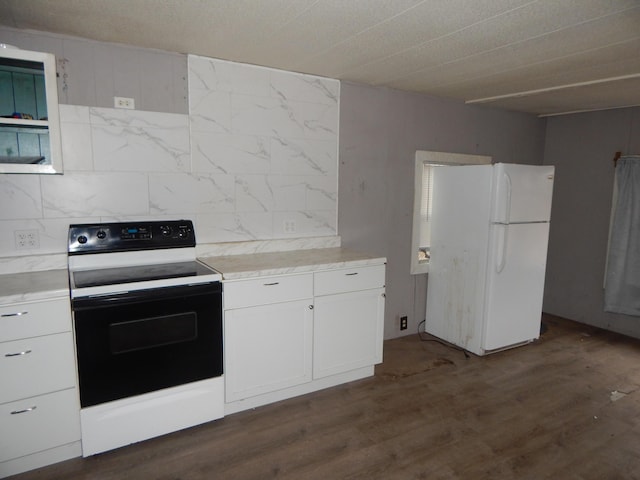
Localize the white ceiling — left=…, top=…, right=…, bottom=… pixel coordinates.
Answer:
left=1, top=0, right=639, bottom=116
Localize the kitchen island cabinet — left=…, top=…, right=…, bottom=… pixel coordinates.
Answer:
left=0, top=270, right=81, bottom=479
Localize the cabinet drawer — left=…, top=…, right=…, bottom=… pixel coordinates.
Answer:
left=0, top=298, right=71, bottom=342
left=0, top=332, right=77, bottom=404
left=314, top=264, right=385, bottom=296
left=224, top=273, right=313, bottom=310
left=0, top=388, right=80, bottom=463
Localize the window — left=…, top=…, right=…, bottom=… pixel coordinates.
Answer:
left=417, top=162, right=440, bottom=264
left=410, top=151, right=492, bottom=274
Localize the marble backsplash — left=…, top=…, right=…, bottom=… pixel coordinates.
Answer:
left=0, top=55, right=340, bottom=272
left=0, top=235, right=341, bottom=276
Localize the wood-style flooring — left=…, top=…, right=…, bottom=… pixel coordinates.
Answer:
left=8, top=314, right=640, bottom=480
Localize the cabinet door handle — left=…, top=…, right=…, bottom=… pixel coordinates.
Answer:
left=263, top=282, right=280, bottom=286
left=309, top=305, right=314, bottom=310
left=345, top=272, right=359, bottom=276
left=1, top=311, right=28, bottom=318
left=10, top=405, right=37, bottom=415
left=5, top=349, right=32, bottom=357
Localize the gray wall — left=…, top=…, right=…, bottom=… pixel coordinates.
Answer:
left=0, top=26, right=187, bottom=114
left=338, top=82, right=547, bottom=339
left=543, top=106, right=640, bottom=339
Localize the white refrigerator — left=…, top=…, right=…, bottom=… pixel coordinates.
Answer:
left=425, top=163, right=554, bottom=356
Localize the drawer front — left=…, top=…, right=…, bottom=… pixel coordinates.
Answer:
left=0, top=298, right=71, bottom=342
left=0, top=388, right=80, bottom=463
left=0, top=332, right=77, bottom=404
left=224, top=273, right=313, bottom=310
left=314, top=264, right=385, bottom=296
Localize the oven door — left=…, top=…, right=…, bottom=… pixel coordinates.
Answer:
left=72, top=282, right=222, bottom=408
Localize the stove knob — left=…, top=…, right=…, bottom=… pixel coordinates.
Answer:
left=97, top=230, right=107, bottom=240
left=77, top=235, right=88, bottom=244
left=160, top=226, right=172, bottom=236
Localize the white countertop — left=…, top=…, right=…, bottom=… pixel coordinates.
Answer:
left=199, top=247, right=386, bottom=280
left=0, top=269, right=70, bottom=305
left=0, top=247, right=384, bottom=302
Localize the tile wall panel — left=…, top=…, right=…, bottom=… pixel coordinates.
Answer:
left=189, top=54, right=339, bottom=241
left=191, top=132, right=270, bottom=174
left=0, top=54, right=339, bottom=267
left=0, top=175, right=43, bottom=220
left=90, top=108, right=191, bottom=172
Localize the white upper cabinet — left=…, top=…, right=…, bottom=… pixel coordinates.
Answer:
left=0, top=46, right=63, bottom=174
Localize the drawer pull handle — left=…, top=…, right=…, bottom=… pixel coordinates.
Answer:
left=263, top=282, right=280, bottom=286
left=11, top=406, right=37, bottom=415
left=5, top=349, right=32, bottom=357
left=1, top=311, right=28, bottom=318
left=345, top=272, right=359, bottom=276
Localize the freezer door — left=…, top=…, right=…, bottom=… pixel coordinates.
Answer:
left=483, top=222, right=550, bottom=351
left=491, top=164, right=554, bottom=223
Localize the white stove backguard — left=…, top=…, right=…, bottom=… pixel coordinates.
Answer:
left=68, top=247, right=197, bottom=270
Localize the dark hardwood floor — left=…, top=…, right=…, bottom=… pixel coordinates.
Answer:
left=9, top=314, right=640, bottom=480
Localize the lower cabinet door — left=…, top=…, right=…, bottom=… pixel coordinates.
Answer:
left=0, top=388, right=80, bottom=462
left=313, top=288, right=385, bottom=379
left=224, top=299, right=313, bottom=402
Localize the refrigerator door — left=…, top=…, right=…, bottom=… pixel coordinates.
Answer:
left=491, top=164, right=554, bottom=224
left=425, top=164, right=493, bottom=355
left=482, top=222, right=550, bottom=351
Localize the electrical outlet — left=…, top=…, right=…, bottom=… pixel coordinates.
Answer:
left=400, top=315, right=408, bottom=330
left=283, top=219, right=296, bottom=234
left=15, top=229, right=40, bottom=250
left=114, top=96, right=135, bottom=109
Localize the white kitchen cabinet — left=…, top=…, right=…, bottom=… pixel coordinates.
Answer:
left=221, top=260, right=386, bottom=414
left=223, top=273, right=314, bottom=403
left=313, top=265, right=385, bottom=379
left=0, top=297, right=81, bottom=479
left=0, top=47, right=64, bottom=174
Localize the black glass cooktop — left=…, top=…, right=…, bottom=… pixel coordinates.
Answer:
left=72, top=261, right=217, bottom=289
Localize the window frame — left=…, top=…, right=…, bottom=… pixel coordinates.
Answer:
left=410, top=150, right=492, bottom=274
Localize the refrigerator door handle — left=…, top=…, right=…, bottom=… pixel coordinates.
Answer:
left=504, top=171, right=512, bottom=224
left=496, top=224, right=509, bottom=273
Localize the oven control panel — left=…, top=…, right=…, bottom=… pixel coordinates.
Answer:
left=68, top=220, right=195, bottom=254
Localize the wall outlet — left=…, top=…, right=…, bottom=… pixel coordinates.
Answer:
left=114, top=96, right=135, bottom=109
left=283, top=219, right=296, bottom=234
left=15, top=229, right=40, bottom=250
left=400, top=315, right=408, bottom=330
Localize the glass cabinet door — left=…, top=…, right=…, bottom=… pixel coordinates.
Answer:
left=0, top=46, right=63, bottom=174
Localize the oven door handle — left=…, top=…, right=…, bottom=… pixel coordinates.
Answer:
left=72, top=282, right=221, bottom=310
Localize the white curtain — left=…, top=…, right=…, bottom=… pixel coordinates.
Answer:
left=604, top=156, right=640, bottom=315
